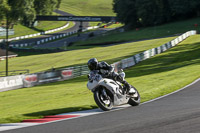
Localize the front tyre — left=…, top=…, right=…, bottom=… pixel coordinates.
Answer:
left=94, top=88, right=113, bottom=111
left=128, top=86, right=140, bottom=106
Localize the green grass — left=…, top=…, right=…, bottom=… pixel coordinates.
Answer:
left=0, top=11, right=71, bottom=39
left=105, top=23, right=124, bottom=28
left=0, top=37, right=175, bottom=73
left=59, top=0, right=115, bottom=16
left=75, top=17, right=200, bottom=46
left=0, top=21, right=68, bottom=39
left=0, top=35, right=199, bottom=124
left=59, top=0, right=115, bottom=28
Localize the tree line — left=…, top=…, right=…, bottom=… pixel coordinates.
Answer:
left=0, top=0, right=62, bottom=28
left=113, top=0, right=200, bottom=29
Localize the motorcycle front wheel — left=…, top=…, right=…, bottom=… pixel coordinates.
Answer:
left=128, top=86, right=140, bottom=106
left=94, top=88, right=114, bottom=111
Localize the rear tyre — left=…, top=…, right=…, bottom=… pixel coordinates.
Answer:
left=94, top=88, right=113, bottom=111
left=128, top=86, right=140, bottom=106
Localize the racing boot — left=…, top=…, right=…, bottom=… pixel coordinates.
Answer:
left=115, top=74, right=135, bottom=94
left=122, top=80, right=135, bottom=95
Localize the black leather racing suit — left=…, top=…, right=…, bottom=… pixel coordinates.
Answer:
left=96, top=62, right=130, bottom=89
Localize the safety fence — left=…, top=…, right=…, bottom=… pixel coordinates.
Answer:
left=114, top=30, right=197, bottom=70
left=0, top=30, right=197, bottom=92
left=8, top=25, right=100, bottom=48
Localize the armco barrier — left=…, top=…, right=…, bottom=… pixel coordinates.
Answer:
left=114, top=30, right=197, bottom=70
left=9, top=25, right=101, bottom=48
left=0, top=75, right=24, bottom=92
left=23, top=66, right=88, bottom=88
left=0, top=30, right=197, bottom=92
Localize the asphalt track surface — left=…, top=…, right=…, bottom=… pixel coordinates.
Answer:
left=2, top=79, right=200, bottom=133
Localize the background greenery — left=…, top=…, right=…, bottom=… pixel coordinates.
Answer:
left=0, top=0, right=62, bottom=27
left=113, top=0, right=200, bottom=28
left=59, top=0, right=115, bottom=16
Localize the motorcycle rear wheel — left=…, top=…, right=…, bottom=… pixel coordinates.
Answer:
left=94, top=88, right=114, bottom=111
left=128, top=86, right=140, bottom=106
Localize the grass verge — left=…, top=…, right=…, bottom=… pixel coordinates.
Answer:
left=0, top=35, right=199, bottom=124
left=0, top=37, right=175, bottom=73
left=59, top=0, right=115, bottom=16
left=74, top=17, right=200, bottom=46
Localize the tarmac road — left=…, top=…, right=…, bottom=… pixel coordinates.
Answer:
left=2, top=79, right=200, bottom=133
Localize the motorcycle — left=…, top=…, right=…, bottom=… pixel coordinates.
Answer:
left=87, top=70, right=140, bottom=111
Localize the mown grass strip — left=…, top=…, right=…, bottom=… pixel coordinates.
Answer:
left=75, top=17, right=200, bottom=46
left=0, top=35, right=199, bottom=124
left=60, top=0, right=115, bottom=16
left=0, top=37, right=175, bottom=73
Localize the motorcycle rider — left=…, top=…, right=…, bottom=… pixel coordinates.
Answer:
left=87, top=58, right=135, bottom=94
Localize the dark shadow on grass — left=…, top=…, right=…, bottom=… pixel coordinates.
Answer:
left=30, top=27, right=45, bottom=33
left=125, top=42, right=200, bottom=78
left=24, top=106, right=97, bottom=117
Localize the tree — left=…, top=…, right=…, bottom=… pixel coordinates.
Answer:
left=113, top=0, right=139, bottom=28
left=113, top=0, right=200, bottom=29
left=190, top=0, right=200, bottom=16
left=56, top=0, right=62, bottom=8
left=0, top=0, right=10, bottom=21
left=0, top=0, right=62, bottom=28
left=168, top=0, right=191, bottom=19
left=136, top=0, right=171, bottom=26
left=7, top=0, right=36, bottom=27
left=135, top=0, right=158, bottom=27
left=154, top=0, right=171, bottom=23
left=34, top=0, right=59, bottom=15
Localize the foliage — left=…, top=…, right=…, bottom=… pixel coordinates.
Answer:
left=0, top=0, right=62, bottom=27
left=113, top=0, right=138, bottom=28
left=7, top=0, right=36, bottom=27
left=34, top=0, right=58, bottom=15
left=0, top=0, right=9, bottom=21
left=113, top=0, right=200, bottom=28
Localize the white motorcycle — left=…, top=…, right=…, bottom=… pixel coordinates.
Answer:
left=87, top=70, right=140, bottom=111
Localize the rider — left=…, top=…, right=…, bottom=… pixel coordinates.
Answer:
left=87, top=58, right=135, bottom=94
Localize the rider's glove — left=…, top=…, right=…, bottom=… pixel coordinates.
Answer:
left=100, top=69, right=109, bottom=75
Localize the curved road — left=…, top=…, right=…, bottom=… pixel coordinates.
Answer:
left=10, top=9, right=110, bottom=49
left=10, top=10, right=89, bottom=48
left=2, top=79, right=200, bottom=133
